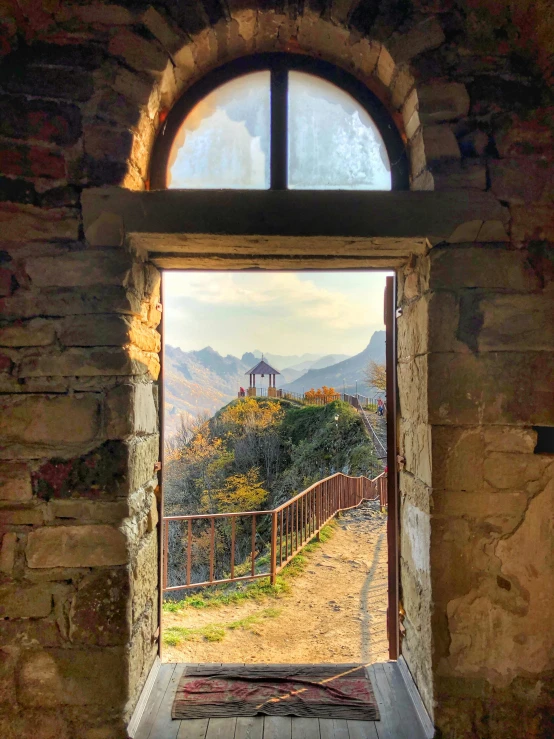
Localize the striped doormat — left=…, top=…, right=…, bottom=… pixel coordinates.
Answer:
left=172, top=663, right=380, bottom=721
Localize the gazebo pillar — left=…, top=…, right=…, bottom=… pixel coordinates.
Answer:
left=247, top=372, right=256, bottom=397
left=268, top=373, right=277, bottom=397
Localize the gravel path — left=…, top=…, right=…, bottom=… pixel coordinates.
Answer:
left=163, top=502, right=388, bottom=664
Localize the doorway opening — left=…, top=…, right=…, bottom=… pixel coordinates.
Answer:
left=160, top=270, right=394, bottom=666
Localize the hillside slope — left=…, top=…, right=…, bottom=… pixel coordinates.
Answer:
left=283, top=331, right=386, bottom=394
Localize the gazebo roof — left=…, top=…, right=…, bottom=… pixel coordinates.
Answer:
left=245, top=359, right=280, bottom=376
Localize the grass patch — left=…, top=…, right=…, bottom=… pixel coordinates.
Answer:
left=163, top=608, right=281, bottom=647
left=162, top=523, right=336, bottom=615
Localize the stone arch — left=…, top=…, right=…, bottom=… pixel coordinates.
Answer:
left=133, top=7, right=436, bottom=191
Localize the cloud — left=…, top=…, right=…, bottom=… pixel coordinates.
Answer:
left=164, top=272, right=372, bottom=331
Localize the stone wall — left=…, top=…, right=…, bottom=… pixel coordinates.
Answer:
left=1, top=2, right=553, bottom=738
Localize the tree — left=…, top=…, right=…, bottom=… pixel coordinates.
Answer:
left=364, top=360, right=386, bottom=392
left=214, top=468, right=268, bottom=512
left=304, top=386, right=339, bottom=401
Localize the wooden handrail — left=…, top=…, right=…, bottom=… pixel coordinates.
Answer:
left=163, top=471, right=387, bottom=594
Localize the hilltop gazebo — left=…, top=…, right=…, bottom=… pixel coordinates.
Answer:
left=244, top=358, right=281, bottom=398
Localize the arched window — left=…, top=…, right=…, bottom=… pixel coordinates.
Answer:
left=150, top=55, right=408, bottom=191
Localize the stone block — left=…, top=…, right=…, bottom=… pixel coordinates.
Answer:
left=84, top=211, right=125, bottom=247
left=1, top=285, right=143, bottom=321
left=127, top=436, right=160, bottom=493
left=69, top=569, right=131, bottom=646
left=399, top=470, right=431, bottom=512
left=0, top=318, right=56, bottom=347
left=376, top=46, right=395, bottom=88
left=0, top=203, right=79, bottom=242
left=18, top=347, right=152, bottom=378
left=0, top=395, right=100, bottom=450
left=24, top=252, right=134, bottom=288
left=132, top=530, right=157, bottom=622
left=109, top=29, right=169, bottom=76
left=0, top=507, right=44, bottom=525
left=423, top=125, right=461, bottom=163
left=490, top=159, right=553, bottom=204
left=26, top=525, right=128, bottom=568
left=16, top=648, right=126, bottom=707
left=0, top=533, right=17, bottom=574
left=390, top=66, right=414, bottom=110
left=142, top=6, right=191, bottom=66
left=59, top=315, right=160, bottom=352
left=398, top=354, right=428, bottom=425
left=0, top=647, right=16, bottom=703
left=0, top=583, right=52, bottom=618
left=431, top=427, right=485, bottom=491
left=0, top=462, right=32, bottom=501
left=428, top=352, right=554, bottom=425
left=432, top=161, right=487, bottom=191
left=419, top=83, right=470, bottom=123
left=483, top=427, right=537, bottom=454
left=448, top=218, right=486, bottom=244
left=400, top=420, right=431, bottom=487
left=0, top=142, right=66, bottom=179
left=458, top=129, right=489, bottom=157
left=49, top=499, right=129, bottom=523
left=429, top=247, right=540, bottom=291
left=106, top=383, right=158, bottom=439
left=0, top=94, right=82, bottom=147
left=409, top=129, right=426, bottom=178
left=432, top=490, right=529, bottom=535
left=483, top=452, right=551, bottom=492
left=32, top=441, right=128, bottom=501
left=478, top=294, right=554, bottom=351
left=510, top=203, right=554, bottom=245
left=495, top=115, right=554, bottom=158
left=389, top=17, right=445, bottom=64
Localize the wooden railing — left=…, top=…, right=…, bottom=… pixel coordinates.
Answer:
left=163, top=471, right=387, bottom=594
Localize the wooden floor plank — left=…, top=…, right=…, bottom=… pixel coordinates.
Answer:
left=369, top=664, right=407, bottom=739
left=347, top=720, right=379, bottom=739
left=380, top=663, right=427, bottom=739
left=319, top=719, right=349, bottom=739
left=234, top=716, right=264, bottom=739
left=264, top=716, right=292, bottom=739
left=177, top=718, right=209, bottom=739
left=146, top=664, right=182, bottom=739
left=291, top=717, right=320, bottom=739
left=205, top=717, right=237, bottom=739
left=135, top=663, right=177, bottom=739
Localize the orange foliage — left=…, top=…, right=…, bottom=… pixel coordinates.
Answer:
left=304, top=386, right=340, bottom=401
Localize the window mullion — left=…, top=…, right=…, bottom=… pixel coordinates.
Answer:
left=270, top=66, right=288, bottom=190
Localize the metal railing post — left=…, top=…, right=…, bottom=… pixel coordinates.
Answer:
left=270, top=511, right=278, bottom=585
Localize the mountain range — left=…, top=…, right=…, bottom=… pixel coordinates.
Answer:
left=164, top=333, right=385, bottom=436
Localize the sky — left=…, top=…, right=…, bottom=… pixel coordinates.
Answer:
left=163, top=271, right=390, bottom=358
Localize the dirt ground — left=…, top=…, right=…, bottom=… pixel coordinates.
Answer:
left=163, top=502, right=388, bottom=664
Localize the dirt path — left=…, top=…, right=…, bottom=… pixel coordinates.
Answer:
left=163, top=502, right=388, bottom=664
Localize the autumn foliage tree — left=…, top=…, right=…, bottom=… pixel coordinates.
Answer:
left=364, top=360, right=386, bottom=392
left=304, top=386, right=340, bottom=401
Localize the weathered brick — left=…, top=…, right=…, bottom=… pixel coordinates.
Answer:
left=49, top=499, right=129, bottom=523
left=18, top=347, right=153, bottom=378
left=59, top=315, right=160, bottom=352
left=108, top=29, right=170, bottom=75
left=0, top=203, right=79, bottom=242
left=0, top=583, right=52, bottom=618
left=423, top=125, right=461, bottom=163
left=490, top=159, right=553, bottom=204
left=83, top=124, right=133, bottom=162
left=16, top=648, right=126, bottom=706
left=0, top=533, right=17, bottom=574
left=0, top=318, right=56, bottom=347
left=24, top=251, right=134, bottom=288
left=0, top=143, right=66, bottom=180
left=26, top=525, right=128, bottom=568
left=429, top=247, right=540, bottom=291
left=0, top=507, right=44, bottom=525
left=1, top=285, right=142, bottom=320
left=106, top=382, right=158, bottom=439
left=32, top=441, right=128, bottom=501
left=419, top=83, right=470, bottom=123
left=0, top=395, right=100, bottom=448
left=0, top=63, right=94, bottom=102
left=0, top=462, right=32, bottom=501
left=0, top=94, right=82, bottom=146
left=388, top=17, right=445, bottom=64
left=69, top=569, right=130, bottom=646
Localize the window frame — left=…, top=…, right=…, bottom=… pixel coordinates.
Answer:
left=148, top=53, right=409, bottom=191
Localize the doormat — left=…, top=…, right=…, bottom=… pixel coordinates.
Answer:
left=172, top=664, right=380, bottom=721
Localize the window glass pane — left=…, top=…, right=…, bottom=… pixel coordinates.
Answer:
left=167, top=72, right=270, bottom=189
left=288, top=72, right=391, bottom=190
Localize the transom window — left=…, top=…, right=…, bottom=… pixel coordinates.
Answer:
left=150, top=55, right=408, bottom=191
